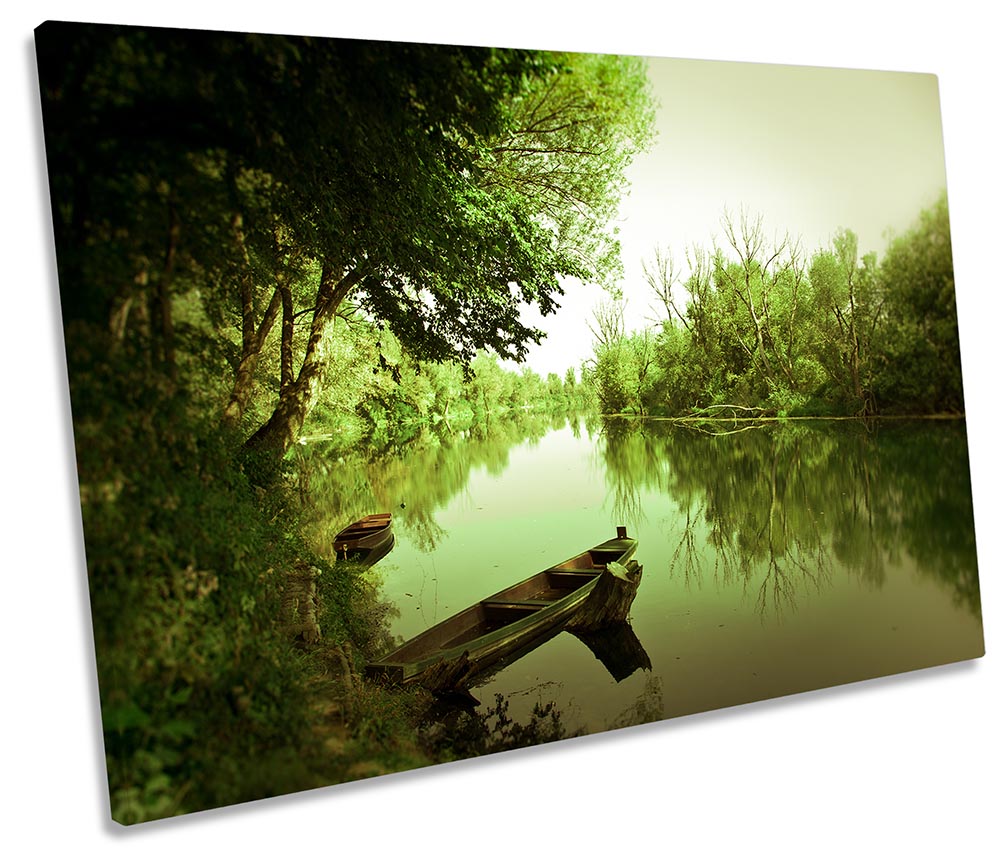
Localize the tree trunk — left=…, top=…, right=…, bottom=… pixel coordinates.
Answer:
left=221, top=286, right=281, bottom=428
left=155, top=201, right=180, bottom=380
left=221, top=211, right=286, bottom=429
left=747, top=297, right=773, bottom=382
left=279, top=273, right=294, bottom=393
left=280, top=563, right=322, bottom=646
left=109, top=267, right=148, bottom=349
left=244, top=264, right=363, bottom=456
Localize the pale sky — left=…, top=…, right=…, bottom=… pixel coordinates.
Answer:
left=513, top=55, right=948, bottom=379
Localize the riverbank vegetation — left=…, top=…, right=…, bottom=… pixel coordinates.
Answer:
left=585, top=195, right=961, bottom=419
left=37, top=23, right=653, bottom=821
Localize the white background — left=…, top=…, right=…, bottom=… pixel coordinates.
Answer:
left=4, top=2, right=998, bottom=852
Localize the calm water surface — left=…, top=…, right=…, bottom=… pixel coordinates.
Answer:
left=303, top=415, right=983, bottom=733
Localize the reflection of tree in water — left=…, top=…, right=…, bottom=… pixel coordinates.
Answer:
left=873, top=421, right=981, bottom=617
left=597, top=418, right=666, bottom=530
left=655, top=424, right=834, bottom=618
left=601, top=418, right=980, bottom=619
left=419, top=690, right=584, bottom=761
left=424, top=670, right=666, bottom=757
left=297, top=414, right=978, bottom=619
left=568, top=413, right=582, bottom=439
left=608, top=675, right=665, bottom=730
left=295, top=409, right=567, bottom=556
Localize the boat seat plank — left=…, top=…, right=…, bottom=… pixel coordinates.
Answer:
left=481, top=599, right=551, bottom=610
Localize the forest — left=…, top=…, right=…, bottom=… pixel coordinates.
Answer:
left=36, top=22, right=653, bottom=821
left=36, top=20, right=962, bottom=824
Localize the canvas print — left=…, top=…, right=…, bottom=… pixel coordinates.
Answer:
left=35, top=20, right=984, bottom=824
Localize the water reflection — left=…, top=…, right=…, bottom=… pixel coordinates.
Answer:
left=572, top=623, right=652, bottom=682
left=598, top=417, right=980, bottom=619
left=295, top=408, right=573, bottom=559
left=299, top=412, right=981, bottom=736
left=300, top=412, right=978, bottom=631
left=466, top=621, right=653, bottom=690
left=608, top=675, right=665, bottom=730
left=419, top=689, right=584, bottom=760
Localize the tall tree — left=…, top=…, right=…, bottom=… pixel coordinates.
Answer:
left=714, top=208, right=792, bottom=389
left=807, top=229, right=882, bottom=413
left=587, top=298, right=630, bottom=412
left=873, top=193, right=962, bottom=413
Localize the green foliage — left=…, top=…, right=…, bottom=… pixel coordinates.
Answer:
left=303, top=339, right=579, bottom=446
left=587, top=196, right=962, bottom=417
left=35, top=22, right=658, bottom=822
left=37, top=22, right=656, bottom=460
left=591, top=344, right=633, bottom=412
left=763, top=383, right=810, bottom=419
left=65, top=334, right=322, bottom=821
left=481, top=52, right=656, bottom=289
left=873, top=194, right=963, bottom=413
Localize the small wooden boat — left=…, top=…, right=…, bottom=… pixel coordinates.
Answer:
left=334, top=513, right=394, bottom=565
left=365, top=527, right=638, bottom=687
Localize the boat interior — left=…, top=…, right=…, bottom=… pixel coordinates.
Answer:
left=382, top=542, right=634, bottom=662
left=338, top=514, right=391, bottom=535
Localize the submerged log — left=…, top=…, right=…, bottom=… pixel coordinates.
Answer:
left=564, top=559, right=643, bottom=633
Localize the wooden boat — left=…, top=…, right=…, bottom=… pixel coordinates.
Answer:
left=334, top=513, right=394, bottom=565
left=365, top=527, right=638, bottom=687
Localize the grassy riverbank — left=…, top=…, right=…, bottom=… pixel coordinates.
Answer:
left=65, top=337, right=430, bottom=822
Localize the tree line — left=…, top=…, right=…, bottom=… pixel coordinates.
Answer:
left=303, top=324, right=592, bottom=446
left=585, top=194, right=962, bottom=418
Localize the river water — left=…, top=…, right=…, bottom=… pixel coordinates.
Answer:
left=301, top=414, right=983, bottom=735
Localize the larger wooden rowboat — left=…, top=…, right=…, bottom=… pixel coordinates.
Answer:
left=334, top=513, right=394, bottom=565
left=365, top=527, right=638, bottom=687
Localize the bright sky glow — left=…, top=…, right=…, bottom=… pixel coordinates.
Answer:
left=513, top=55, right=948, bottom=379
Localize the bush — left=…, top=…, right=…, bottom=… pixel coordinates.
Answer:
left=68, top=333, right=339, bottom=821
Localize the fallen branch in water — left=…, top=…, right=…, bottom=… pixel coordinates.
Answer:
left=676, top=421, right=768, bottom=437
left=686, top=403, right=771, bottom=418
